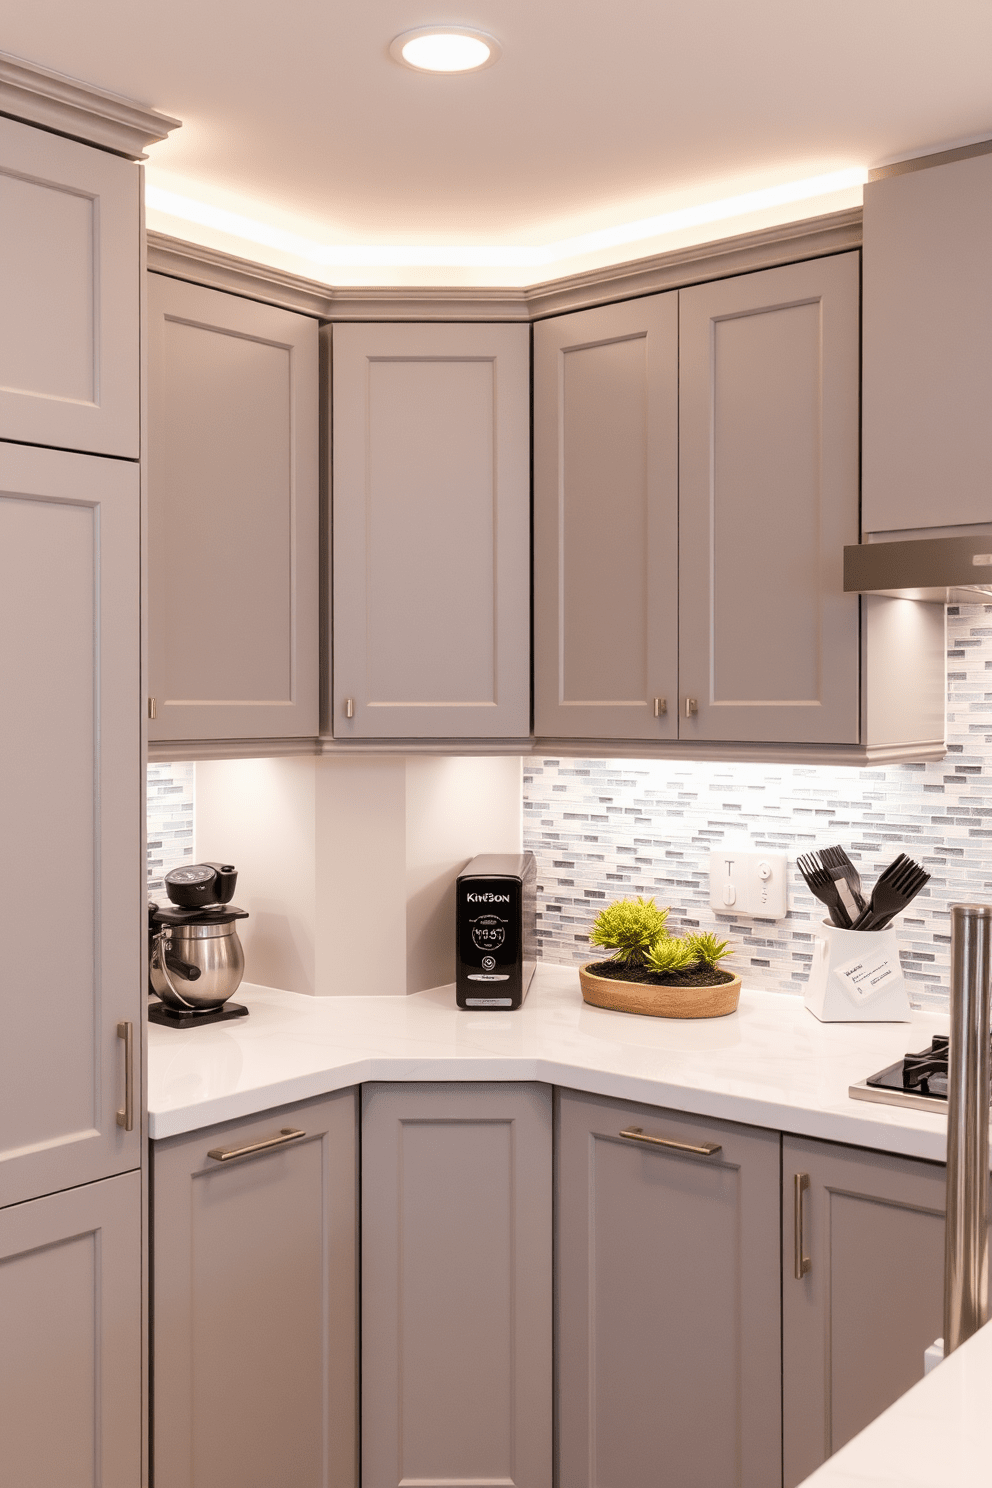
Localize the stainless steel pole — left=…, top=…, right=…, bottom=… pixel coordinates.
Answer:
left=943, top=903, right=992, bottom=1354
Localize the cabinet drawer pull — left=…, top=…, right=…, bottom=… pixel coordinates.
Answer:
left=653, top=697, right=667, bottom=717
left=619, top=1126, right=721, bottom=1157
left=344, top=697, right=355, bottom=719
left=116, top=1021, right=134, bottom=1132
left=794, top=1172, right=812, bottom=1279
left=684, top=697, right=698, bottom=718
left=207, top=1127, right=307, bottom=1163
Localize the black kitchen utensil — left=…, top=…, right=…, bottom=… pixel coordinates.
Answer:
left=851, top=855, right=930, bottom=932
left=819, top=845, right=868, bottom=920
left=797, top=851, right=852, bottom=928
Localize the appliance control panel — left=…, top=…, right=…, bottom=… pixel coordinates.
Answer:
left=708, top=850, right=787, bottom=920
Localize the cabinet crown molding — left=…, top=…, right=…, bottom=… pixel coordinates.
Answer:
left=148, top=206, right=863, bottom=322
left=0, top=50, right=181, bottom=158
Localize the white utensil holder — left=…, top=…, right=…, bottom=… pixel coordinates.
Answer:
left=805, top=920, right=912, bottom=1023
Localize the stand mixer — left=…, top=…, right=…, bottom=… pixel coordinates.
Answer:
left=148, top=862, right=250, bottom=1027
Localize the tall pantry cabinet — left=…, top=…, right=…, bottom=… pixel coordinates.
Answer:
left=0, top=71, right=178, bottom=1488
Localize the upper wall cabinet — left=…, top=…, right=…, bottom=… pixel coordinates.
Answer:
left=862, top=150, right=992, bottom=536
left=533, top=295, right=679, bottom=740
left=331, top=322, right=531, bottom=740
left=679, top=253, right=861, bottom=744
left=535, top=253, right=863, bottom=747
left=0, top=116, right=139, bottom=459
left=147, top=274, right=319, bottom=742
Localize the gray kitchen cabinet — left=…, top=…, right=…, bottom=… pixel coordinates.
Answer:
left=151, top=1087, right=359, bottom=1488
left=0, top=114, right=139, bottom=458
left=533, top=294, right=679, bottom=740
left=782, top=1135, right=956, bottom=1488
left=147, top=273, right=319, bottom=742
left=863, top=148, right=992, bottom=536
left=679, top=253, right=861, bottom=744
left=535, top=252, right=945, bottom=757
left=0, top=1169, right=142, bottom=1488
left=361, top=1081, right=552, bottom=1488
left=557, top=1088, right=781, bottom=1488
left=0, top=441, right=141, bottom=1209
left=330, top=321, right=531, bottom=739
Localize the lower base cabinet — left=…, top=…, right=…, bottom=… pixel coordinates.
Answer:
left=361, top=1081, right=553, bottom=1488
left=782, top=1135, right=950, bottom=1488
left=151, top=1089, right=358, bottom=1488
left=0, top=1170, right=141, bottom=1488
left=557, top=1089, right=782, bottom=1488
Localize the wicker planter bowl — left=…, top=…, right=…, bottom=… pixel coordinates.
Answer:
left=579, top=962, right=742, bottom=1020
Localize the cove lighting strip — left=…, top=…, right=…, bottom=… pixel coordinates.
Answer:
left=146, top=167, right=868, bottom=270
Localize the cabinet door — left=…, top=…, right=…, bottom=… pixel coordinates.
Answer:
left=533, top=294, right=679, bottom=739
left=362, top=1082, right=552, bottom=1488
left=152, top=1088, right=359, bottom=1488
left=0, top=443, right=141, bottom=1207
left=863, top=151, right=992, bottom=534
left=0, top=1170, right=141, bottom=1488
left=557, top=1089, right=781, bottom=1488
left=782, top=1135, right=953, bottom=1488
left=147, top=274, right=319, bottom=741
left=679, top=253, right=861, bottom=743
left=0, top=115, right=139, bottom=457
left=331, top=322, right=530, bottom=738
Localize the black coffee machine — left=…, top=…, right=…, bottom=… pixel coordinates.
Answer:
left=148, top=863, right=250, bottom=1028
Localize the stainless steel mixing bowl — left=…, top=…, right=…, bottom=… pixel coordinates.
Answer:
left=150, top=919, right=245, bottom=1010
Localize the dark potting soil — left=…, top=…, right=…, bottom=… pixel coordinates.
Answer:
left=585, top=960, right=736, bottom=989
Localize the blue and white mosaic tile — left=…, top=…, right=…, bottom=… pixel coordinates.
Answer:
left=524, top=604, right=992, bottom=1011
left=146, top=762, right=194, bottom=901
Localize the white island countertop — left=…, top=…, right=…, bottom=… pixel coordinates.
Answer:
left=798, top=1320, right=992, bottom=1488
left=148, top=962, right=956, bottom=1154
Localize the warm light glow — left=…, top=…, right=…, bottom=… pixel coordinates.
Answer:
left=402, top=34, right=490, bottom=71
left=390, top=27, right=500, bottom=73
left=145, top=167, right=869, bottom=271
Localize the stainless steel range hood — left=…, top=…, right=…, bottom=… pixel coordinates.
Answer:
left=844, top=534, right=992, bottom=603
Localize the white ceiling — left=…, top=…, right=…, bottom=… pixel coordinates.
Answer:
left=6, top=1, right=992, bottom=284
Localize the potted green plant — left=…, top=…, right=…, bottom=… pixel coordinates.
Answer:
left=580, top=897, right=741, bottom=1018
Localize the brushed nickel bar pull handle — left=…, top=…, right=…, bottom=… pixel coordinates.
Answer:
left=653, top=697, right=667, bottom=717
left=619, top=1126, right=721, bottom=1157
left=795, top=1172, right=812, bottom=1279
left=684, top=697, right=698, bottom=718
left=207, top=1127, right=307, bottom=1163
left=344, top=697, right=355, bottom=719
left=116, top=1021, right=134, bottom=1131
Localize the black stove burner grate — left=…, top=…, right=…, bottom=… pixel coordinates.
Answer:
left=866, top=1035, right=950, bottom=1100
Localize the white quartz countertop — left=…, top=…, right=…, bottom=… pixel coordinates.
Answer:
left=798, top=1321, right=992, bottom=1488
left=148, top=962, right=957, bottom=1152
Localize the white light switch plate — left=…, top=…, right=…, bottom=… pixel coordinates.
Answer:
left=709, top=850, right=787, bottom=919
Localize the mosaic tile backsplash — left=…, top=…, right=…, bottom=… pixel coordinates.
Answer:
left=524, top=604, right=992, bottom=1012
left=147, top=761, right=194, bottom=901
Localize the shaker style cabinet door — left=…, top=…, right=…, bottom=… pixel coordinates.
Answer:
left=679, top=252, right=861, bottom=744
left=557, top=1089, right=781, bottom=1488
left=533, top=294, right=679, bottom=739
left=362, top=1082, right=552, bottom=1488
left=0, top=443, right=141, bottom=1208
left=0, top=1171, right=142, bottom=1488
left=863, top=150, right=992, bottom=535
left=782, top=1135, right=955, bottom=1488
left=331, top=321, right=530, bottom=738
left=152, top=1088, right=359, bottom=1488
left=0, top=115, right=139, bottom=458
left=147, top=274, right=319, bottom=741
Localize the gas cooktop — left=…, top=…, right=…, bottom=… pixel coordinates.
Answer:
left=849, top=1034, right=959, bottom=1114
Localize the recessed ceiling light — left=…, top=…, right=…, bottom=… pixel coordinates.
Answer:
left=390, top=26, right=501, bottom=73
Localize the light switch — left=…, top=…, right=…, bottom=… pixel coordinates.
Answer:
left=709, top=850, right=787, bottom=920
